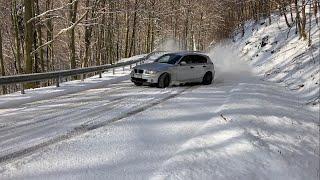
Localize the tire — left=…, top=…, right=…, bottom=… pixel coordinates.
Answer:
left=202, top=72, right=213, bottom=85
left=134, top=82, right=143, bottom=86
left=158, top=73, right=170, bottom=88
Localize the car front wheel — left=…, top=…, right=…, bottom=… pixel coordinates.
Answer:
left=158, top=73, right=170, bottom=88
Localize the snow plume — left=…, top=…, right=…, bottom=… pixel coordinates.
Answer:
left=207, top=44, right=254, bottom=83
left=154, top=38, right=182, bottom=52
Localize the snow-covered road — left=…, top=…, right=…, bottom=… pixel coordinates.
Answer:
left=0, top=70, right=318, bottom=179
left=0, top=80, right=189, bottom=163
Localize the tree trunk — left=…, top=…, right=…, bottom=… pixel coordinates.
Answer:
left=96, top=0, right=106, bottom=66
left=314, top=0, right=319, bottom=24
left=125, top=0, right=130, bottom=58
left=290, top=2, right=294, bottom=23
left=33, top=29, right=39, bottom=73
left=11, top=0, right=23, bottom=74
left=301, top=0, right=307, bottom=40
left=45, top=0, right=53, bottom=71
left=294, top=0, right=303, bottom=38
left=24, top=0, right=35, bottom=89
left=281, top=4, right=291, bottom=28
left=24, top=0, right=34, bottom=79
left=115, top=2, right=120, bottom=61
left=129, top=0, right=138, bottom=57
left=107, top=0, right=115, bottom=63
left=34, top=0, right=44, bottom=72
left=68, top=0, right=78, bottom=70
left=82, top=0, right=97, bottom=68
left=267, top=0, right=272, bottom=25
left=146, top=5, right=152, bottom=53
left=82, top=0, right=90, bottom=68
left=308, top=2, right=312, bottom=46
left=184, top=1, right=191, bottom=50
left=0, top=28, right=7, bottom=94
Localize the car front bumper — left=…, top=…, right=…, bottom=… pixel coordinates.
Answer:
left=130, top=72, right=159, bottom=84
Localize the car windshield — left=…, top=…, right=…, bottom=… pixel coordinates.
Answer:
left=155, top=54, right=182, bottom=64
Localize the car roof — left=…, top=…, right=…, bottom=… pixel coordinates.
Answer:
left=165, top=51, right=209, bottom=57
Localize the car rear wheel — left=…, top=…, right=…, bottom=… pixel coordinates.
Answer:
left=158, top=73, right=170, bottom=88
left=202, top=72, right=213, bottom=85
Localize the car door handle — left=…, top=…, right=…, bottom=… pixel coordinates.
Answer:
left=190, top=66, right=194, bottom=69
left=203, top=66, right=207, bottom=68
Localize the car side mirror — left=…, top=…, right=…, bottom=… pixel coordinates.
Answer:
left=179, top=61, right=187, bottom=66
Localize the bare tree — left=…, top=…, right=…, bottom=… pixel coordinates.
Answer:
left=68, top=0, right=78, bottom=69
left=24, top=0, right=34, bottom=75
left=0, top=27, right=6, bottom=94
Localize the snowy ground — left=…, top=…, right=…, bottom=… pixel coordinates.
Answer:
left=0, top=71, right=318, bottom=180
left=0, top=14, right=319, bottom=180
left=0, top=54, right=144, bottom=109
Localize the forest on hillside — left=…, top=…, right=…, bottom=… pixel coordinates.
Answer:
left=0, top=0, right=319, bottom=93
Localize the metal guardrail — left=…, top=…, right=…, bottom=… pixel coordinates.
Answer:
left=0, top=56, right=147, bottom=94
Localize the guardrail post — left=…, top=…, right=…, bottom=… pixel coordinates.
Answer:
left=113, top=68, right=115, bottom=75
left=99, top=71, right=102, bottom=78
left=20, top=84, right=25, bottom=94
left=56, top=77, right=60, bottom=87
left=123, top=66, right=125, bottom=72
left=130, top=64, right=132, bottom=69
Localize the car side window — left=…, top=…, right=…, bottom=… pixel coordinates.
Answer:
left=191, top=55, right=207, bottom=64
left=179, top=56, right=193, bottom=65
left=157, top=55, right=170, bottom=63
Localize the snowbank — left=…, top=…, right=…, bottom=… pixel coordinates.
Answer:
left=232, top=14, right=319, bottom=108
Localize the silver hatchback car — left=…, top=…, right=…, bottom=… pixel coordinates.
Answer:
left=131, top=52, right=215, bottom=88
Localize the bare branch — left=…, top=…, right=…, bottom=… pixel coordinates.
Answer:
left=31, top=10, right=88, bottom=55
left=27, top=0, right=79, bottom=24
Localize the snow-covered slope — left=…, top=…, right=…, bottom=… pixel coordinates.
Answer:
left=232, top=14, right=320, bottom=107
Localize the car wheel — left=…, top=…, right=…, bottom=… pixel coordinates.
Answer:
left=202, top=72, right=213, bottom=85
left=158, top=73, right=170, bottom=88
left=134, top=82, right=143, bottom=86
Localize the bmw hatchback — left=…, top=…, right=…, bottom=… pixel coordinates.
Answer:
left=131, top=52, right=215, bottom=88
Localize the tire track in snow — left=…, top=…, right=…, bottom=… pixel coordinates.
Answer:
left=0, top=85, right=133, bottom=132
left=0, top=85, right=197, bottom=165
left=0, top=85, right=144, bottom=153
left=0, top=85, right=131, bottom=131
left=0, top=85, right=153, bottom=156
left=0, top=97, right=125, bottom=151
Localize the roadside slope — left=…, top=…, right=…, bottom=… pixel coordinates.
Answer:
left=232, top=14, right=319, bottom=107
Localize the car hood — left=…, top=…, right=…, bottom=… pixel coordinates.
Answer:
left=135, top=63, right=173, bottom=71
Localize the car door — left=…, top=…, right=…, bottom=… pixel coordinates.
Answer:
left=175, top=55, right=196, bottom=82
left=190, top=55, right=209, bottom=81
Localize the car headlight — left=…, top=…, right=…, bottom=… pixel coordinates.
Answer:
left=145, top=70, right=157, bottom=75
